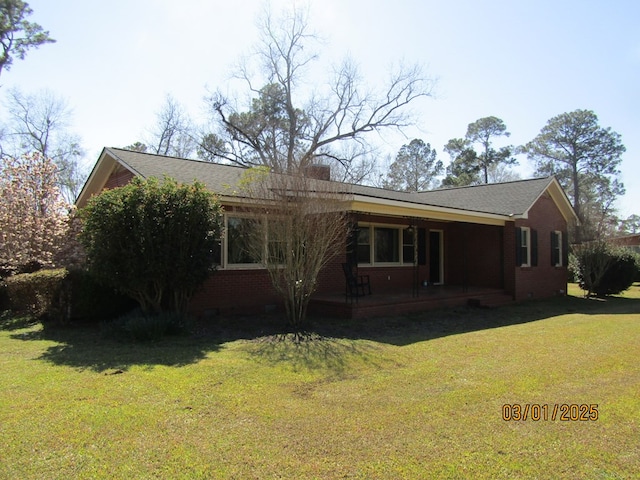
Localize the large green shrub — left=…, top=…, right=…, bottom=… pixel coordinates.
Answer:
left=595, top=250, right=638, bottom=295
left=79, top=176, right=224, bottom=314
left=575, top=242, right=637, bottom=297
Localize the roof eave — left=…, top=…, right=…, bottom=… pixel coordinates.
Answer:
left=75, top=148, right=140, bottom=208
left=350, top=194, right=511, bottom=226
left=520, top=177, right=579, bottom=226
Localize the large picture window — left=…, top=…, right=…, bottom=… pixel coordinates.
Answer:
left=374, top=227, right=399, bottom=263
left=227, top=216, right=260, bottom=265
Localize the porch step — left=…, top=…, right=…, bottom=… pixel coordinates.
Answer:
left=310, top=288, right=515, bottom=319
left=467, top=292, right=515, bottom=309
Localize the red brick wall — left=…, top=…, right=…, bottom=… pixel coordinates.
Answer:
left=189, top=268, right=280, bottom=317
left=99, top=167, right=569, bottom=313
left=446, top=223, right=504, bottom=289
left=104, top=168, right=134, bottom=189
left=513, top=192, right=568, bottom=300
left=610, top=235, right=640, bottom=247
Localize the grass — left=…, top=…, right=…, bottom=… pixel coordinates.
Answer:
left=0, top=284, right=638, bottom=479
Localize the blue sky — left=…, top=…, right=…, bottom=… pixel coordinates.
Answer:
left=2, top=0, right=638, bottom=217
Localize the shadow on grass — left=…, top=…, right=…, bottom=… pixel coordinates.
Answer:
left=6, top=323, right=223, bottom=373
left=242, top=332, right=384, bottom=374
left=4, top=286, right=639, bottom=372
left=0, top=311, right=39, bottom=331
left=321, top=291, right=640, bottom=347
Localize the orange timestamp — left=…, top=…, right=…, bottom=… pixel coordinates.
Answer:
left=502, top=403, right=599, bottom=421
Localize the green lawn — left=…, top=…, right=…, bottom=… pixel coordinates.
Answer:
left=1, top=284, right=638, bottom=479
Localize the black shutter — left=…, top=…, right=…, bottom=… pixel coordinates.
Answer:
left=418, top=228, right=427, bottom=265
left=531, top=229, right=538, bottom=267
left=515, top=227, right=522, bottom=266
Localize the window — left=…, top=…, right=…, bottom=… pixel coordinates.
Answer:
left=374, top=227, right=399, bottom=263
left=519, top=227, right=531, bottom=267
left=516, top=227, right=538, bottom=267
left=551, top=231, right=562, bottom=267
left=356, top=224, right=414, bottom=265
left=227, top=216, right=261, bottom=265
left=403, top=228, right=415, bottom=264
left=266, top=219, right=288, bottom=264
left=211, top=238, right=222, bottom=267
left=357, top=227, right=371, bottom=264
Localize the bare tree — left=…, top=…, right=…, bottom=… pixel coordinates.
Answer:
left=486, top=163, right=521, bottom=184
left=146, top=94, right=197, bottom=158
left=3, top=88, right=84, bottom=202
left=201, top=5, right=434, bottom=178
left=239, top=166, right=349, bottom=330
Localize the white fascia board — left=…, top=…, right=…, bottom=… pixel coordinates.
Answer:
left=350, top=195, right=511, bottom=226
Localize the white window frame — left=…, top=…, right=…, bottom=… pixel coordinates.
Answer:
left=520, top=226, right=531, bottom=267
left=357, top=223, right=414, bottom=266
left=552, top=230, right=563, bottom=267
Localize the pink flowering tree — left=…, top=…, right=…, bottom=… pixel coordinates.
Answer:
left=0, top=152, right=71, bottom=275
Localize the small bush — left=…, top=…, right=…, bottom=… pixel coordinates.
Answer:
left=567, top=252, right=579, bottom=283
left=5, top=269, right=69, bottom=321
left=102, top=311, right=191, bottom=343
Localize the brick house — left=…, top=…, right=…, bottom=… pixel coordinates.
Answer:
left=77, top=148, right=578, bottom=318
left=609, top=234, right=640, bottom=254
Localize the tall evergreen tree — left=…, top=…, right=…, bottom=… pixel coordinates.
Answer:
left=441, top=116, right=515, bottom=186
left=384, top=139, right=443, bottom=192
left=521, top=109, right=625, bottom=242
left=0, top=0, right=55, bottom=77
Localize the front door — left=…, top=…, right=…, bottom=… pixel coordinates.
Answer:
left=429, top=230, right=443, bottom=285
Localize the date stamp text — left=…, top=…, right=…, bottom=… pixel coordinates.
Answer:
left=502, top=404, right=598, bottom=421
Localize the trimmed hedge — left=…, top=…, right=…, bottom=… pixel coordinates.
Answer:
left=5, top=269, right=69, bottom=320
left=4, top=268, right=135, bottom=324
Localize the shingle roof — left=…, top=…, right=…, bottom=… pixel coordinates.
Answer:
left=107, top=148, right=248, bottom=194
left=101, top=147, right=563, bottom=219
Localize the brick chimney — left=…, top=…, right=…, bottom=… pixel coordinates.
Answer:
left=303, top=164, right=331, bottom=181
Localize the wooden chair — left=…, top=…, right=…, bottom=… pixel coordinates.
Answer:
left=342, top=262, right=371, bottom=302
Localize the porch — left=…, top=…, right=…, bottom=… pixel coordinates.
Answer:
left=309, top=285, right=514, bottom=319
